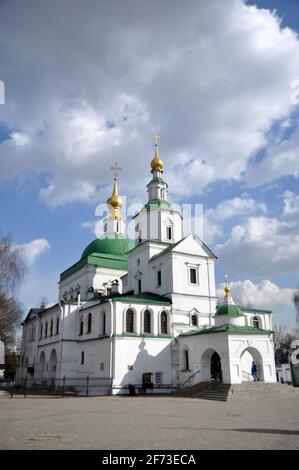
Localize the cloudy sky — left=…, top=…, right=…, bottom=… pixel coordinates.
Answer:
left=0, top=0, right=299, bottom=327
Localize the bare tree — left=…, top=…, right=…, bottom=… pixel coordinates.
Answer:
left=273, top=323, right=297, bottom=364
left=0, top=234, right=26, bottom=341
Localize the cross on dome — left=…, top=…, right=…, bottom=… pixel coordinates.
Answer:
left=111, top=162, right=122, bottom=179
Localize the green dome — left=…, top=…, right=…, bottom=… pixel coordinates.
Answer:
left=81, top=236, right=135, bottom=259
left=216, top=304, right=243, bottom=317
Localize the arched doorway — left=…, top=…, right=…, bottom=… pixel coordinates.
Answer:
left=38, top=351, right=45, bottom=381
left=210, top=352, right=222, bottom=381
left=201, top=348, right=222, bottom=382
left=240, top=347, right=264, bottom=382
left=48, top=349, right=57, bottom=383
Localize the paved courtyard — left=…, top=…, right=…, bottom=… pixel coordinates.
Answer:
left=0, top=394, right=298, bottom=450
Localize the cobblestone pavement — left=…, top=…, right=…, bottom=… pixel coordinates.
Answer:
left=0, top=394, right=298, bottom=450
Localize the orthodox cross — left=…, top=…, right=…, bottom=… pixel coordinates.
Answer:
left=111, top=162, right=122, bottom=179
left=153, top=131, right=160, bottom=146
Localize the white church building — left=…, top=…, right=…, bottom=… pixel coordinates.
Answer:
left=18, top=139, right=276, bottom=394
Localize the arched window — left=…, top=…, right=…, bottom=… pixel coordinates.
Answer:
left=40, top=323, right=43, bottom=340
left=102, top=312, right=106, bottom=335
left=184, top=349, right=190, bottom=371
left=143, top=310, right=151, bottom=334
left=50, top=319, right=53, bottom=336
left=79, top=317, right=84, bottom=336
left=56, top=317, right=59, bottom=335
left=45, top=322, right=48, bottom=338
left=126, top=309, right=134, bottom=333
left=160, top=311, right=168, bottom=334
left=191, top=314, right=198, bottom=326
left=252, top=316, right=259, bottom=329
left=87, top=313, right=92, bottom=334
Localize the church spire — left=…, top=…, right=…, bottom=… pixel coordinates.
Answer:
left=151, top=132, right=164, bottom=173
left=106, top=162, right=123, bottom=221
left=104, top=162, right=124, bottom=237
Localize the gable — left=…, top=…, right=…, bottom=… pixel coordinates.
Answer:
left=172, top=234, right=217, bottom=259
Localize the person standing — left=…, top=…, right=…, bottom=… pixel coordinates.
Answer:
left=251, top=361, right=258, bottom=381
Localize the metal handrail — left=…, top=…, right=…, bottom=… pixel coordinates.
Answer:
left=182, top=368, right=201, bottom=387
left=241, top=370, right=254, bottom=380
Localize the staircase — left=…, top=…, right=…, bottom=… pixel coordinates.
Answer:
left=229, top=382, right=299, bottom=400
left=173, top=381, right=230, bottom=401
left=173, top=381, right=299, bottom=402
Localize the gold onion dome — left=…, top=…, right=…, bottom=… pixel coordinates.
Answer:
left=151, top=133, right=164, bottom=172
left=151, top=146, right=164, bottom=172
left=224, top=285, right=231, bottom=297
left=107, top=177, right=123, bottom=219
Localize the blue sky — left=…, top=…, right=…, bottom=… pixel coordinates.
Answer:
left=0, top=0, right=299, bottom=327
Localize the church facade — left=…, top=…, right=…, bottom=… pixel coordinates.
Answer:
left=18, top=140, right=276, bottom=393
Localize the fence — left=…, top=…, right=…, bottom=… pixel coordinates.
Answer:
left=0, top=375, right=112, bottom=397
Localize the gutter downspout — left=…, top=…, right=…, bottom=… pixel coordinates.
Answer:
left=58, top=301, right=65, bottom=384
left=207, top=259, right=212, bottom=326
left=108, top=299, right=115, bottom=395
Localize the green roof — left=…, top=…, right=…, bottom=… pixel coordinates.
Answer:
left=179, top=325, right=272, bottom=337
left=216, top=304, right=244, bottom=317
left=81, top=235, right=134, bottom=259
left=60, top=235, right=134, bottom=281
left=144, top=199, right=173, bottom=211
left=147, top=177, right=168, bottom=186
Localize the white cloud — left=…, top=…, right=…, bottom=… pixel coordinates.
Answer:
left=1, top=1, right=299, bottom=204
left=17, top=239, right=51, bottom=265
left=216, top=279, right=297, bottom=327
left=215, top=213, right=299, bottom=277
left=283, top=190, right=299, bottom=218
left=246, top=128, right=299, bottom=187
left=203, top=196, right=266, bottom=244
left=9, top=132, right=31, bottom=148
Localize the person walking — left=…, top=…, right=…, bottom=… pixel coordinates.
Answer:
left=251, top=361, right=258, bottom=381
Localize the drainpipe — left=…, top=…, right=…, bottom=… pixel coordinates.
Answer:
left=108, top=299, right=115, bottom=395
left=207, top=259, right=212, bottom=325
left=58, top=301, right=65, bottom=383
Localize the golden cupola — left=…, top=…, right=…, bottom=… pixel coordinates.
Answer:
left=107, top=163, right=123, bottom=220
left=151, top=132, right=164, bottom=173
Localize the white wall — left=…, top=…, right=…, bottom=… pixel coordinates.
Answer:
left=113, top=336, right=172, bottom=390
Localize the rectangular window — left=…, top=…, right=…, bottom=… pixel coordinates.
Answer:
left=100, top=363, right=105, bottom=371
left=166, top=226, right=172, bottom=240
left=157, top=270, right=162, bottom=287
left=81, top=351, right=84, bottom=365
left=155, top=372, right=163, bottom=385
left=190, top=268, right=198, bottom=285
left=138, top=279, right=142, bottom=294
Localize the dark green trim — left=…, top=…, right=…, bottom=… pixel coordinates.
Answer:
left=112, top=333, right=173, bottom=339
left=179, top=324, right=272, bottom=337
left=109, top=294, right=172, bottom=305
left=237, top=305, right=272, bottom=314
